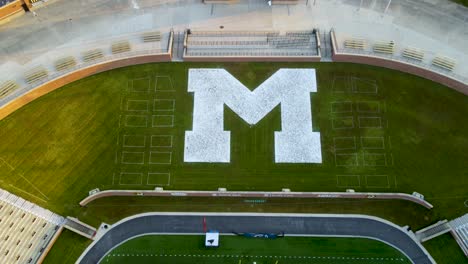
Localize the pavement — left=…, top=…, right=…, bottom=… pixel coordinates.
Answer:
left=76, top=212, right=435, bottom=264
left=0, top=0, right=467, bottom=83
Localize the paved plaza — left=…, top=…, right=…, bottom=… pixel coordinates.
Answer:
left=0, top=0, right=467, bottom=83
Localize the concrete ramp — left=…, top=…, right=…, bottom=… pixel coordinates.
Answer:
left=415, top=220, right=451, bottom=242
left=64, top=217, right=96, bottom=240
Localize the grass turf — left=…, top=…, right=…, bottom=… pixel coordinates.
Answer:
left=101, top=235, right=411, bottom=264
left=1, top=62, right=467, bottom=263
left=423, top=233, right=467, bottom=264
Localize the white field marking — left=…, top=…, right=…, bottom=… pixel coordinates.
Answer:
left=332, top=76, right=350, bottom=93
left=120, top=96, right=124, bottom=111
left=358, top=116, right=382, bottom=129
left=390, top=153, right=394, bottom=166
left=331, top=101, right=353, bottom=113
left=0, top=157, right=49, bottom=200
left=121, top=151, right=145, bottom=165
left=360, top=136, right=385, bottom=149
left=153, top=99, right=175, bottom=112
left=365, top=175, right=390, bottom=188
left=356, top=101, right=380, bottom=113
left=123, top=135, right=146, bottom=148
left=8, top=184, right=48, bottom=203
left=363, top=153, right=387, bottom=167
left=126, top=99, right=149, bottom=112
left=106, top=253, right=405, bottom=262
left=149, top=151, right=172, bottom=164
left=119, top=172, right=143, bottom=185
left=152, top=115, right=174, bottom=127
left=333, top=136, right=356, bottom=150
left=118, top=114, right=122, bottom=128
left=147, top=172, right=171, bottom=186
left=334, top=153, right=358, bottom=167
left=151, top=135, right=173, bottom=148
left=332, top=116, right=354, bottom=130
left=129, top=77, right=151, bottom=93
left=352, top=77, right=378, bottom=94
left=155, top=75, right=174, bottom=92
left=336, top=175, right=361, bottom=188
left=125, top=115, right=148, bottom=128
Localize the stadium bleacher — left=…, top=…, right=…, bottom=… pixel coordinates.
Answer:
left=449, top=214, right=468, bottom=256
left=0, top=189, right=64, bottom=263
left=0, top=80, right=19, bottom=99
left=185, top=30, right=319, bottom=57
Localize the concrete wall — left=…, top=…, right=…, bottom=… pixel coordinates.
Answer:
left=0, top=0, right=24, bottom=23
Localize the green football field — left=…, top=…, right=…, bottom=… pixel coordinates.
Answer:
left=0, top=62, right=467, bottom=263
left=101, top=235, right=410, bottom=264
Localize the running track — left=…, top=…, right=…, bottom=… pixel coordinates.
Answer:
left=76, top=213, right=435, bottom=264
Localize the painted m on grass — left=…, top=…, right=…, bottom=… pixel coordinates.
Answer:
left=184, top=68, right=322, bottom=163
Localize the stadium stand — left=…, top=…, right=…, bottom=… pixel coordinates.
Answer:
left=0, top=80, right=19, bottom=99
left=0, top=188, right=64, bottom=263
left=203, top=0, right=239, bottom=4
left=184, top=30, right=320, bottom=59
left=54, top=56, right=77, bottom=72
left=432, top=55, right=456, bottom=72
left=141, top=31, right=162, bottom=43
left=81, top=49, right=105, bottom=63
left=373, top=40, right=395, bottom=55
left=402, top=47, right=424, bottom=62
left=23, top=66, right=48, bottom=85
left=111, top=40, right=131, bottom=55
left=344, top=38, right=366, bottom=50
left=449, top=213, right=468, bottom=256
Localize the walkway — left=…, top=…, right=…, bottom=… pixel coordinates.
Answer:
left=76, top=212, right=435, bottom=264
left=0, top=0, right=467, bottom=81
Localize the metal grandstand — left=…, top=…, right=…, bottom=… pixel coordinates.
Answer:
left=449, top=213, right=468, bottom=256
left=0, top=188, right=64, bottom=263
left=184, top=30, right=320, bottom=57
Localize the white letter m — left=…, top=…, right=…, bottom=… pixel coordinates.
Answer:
left=184, top=68, right=322, bottom=163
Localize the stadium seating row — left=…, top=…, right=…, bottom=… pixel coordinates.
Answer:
left=449, top=214, right=468, bottom=256
left=0, top=31, right=165, bottom=100
left=185, top=30, right=319, bottom=57
left=0, top=189, right=64, bottom=263
left=342, top=37, right=456, bottom=71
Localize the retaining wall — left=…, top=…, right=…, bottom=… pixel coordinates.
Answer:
left=79, top=189, right=434, bottom=209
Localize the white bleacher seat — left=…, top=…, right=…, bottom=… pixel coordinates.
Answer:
left=185, top=30, right=319, bottom=57
left=344, top=38, right=366, bottom=50
left=432, top=56, right=456, bottom=71
left=24, top=67, right=48, bottom=85
left=0, top=188, right=64, bottom=263
left=402, top=47, right=424, bottom=62
left=373, top=40, right=395, bottom=54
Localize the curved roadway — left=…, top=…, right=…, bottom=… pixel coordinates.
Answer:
left=77, top=213, right=435, bottom=264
